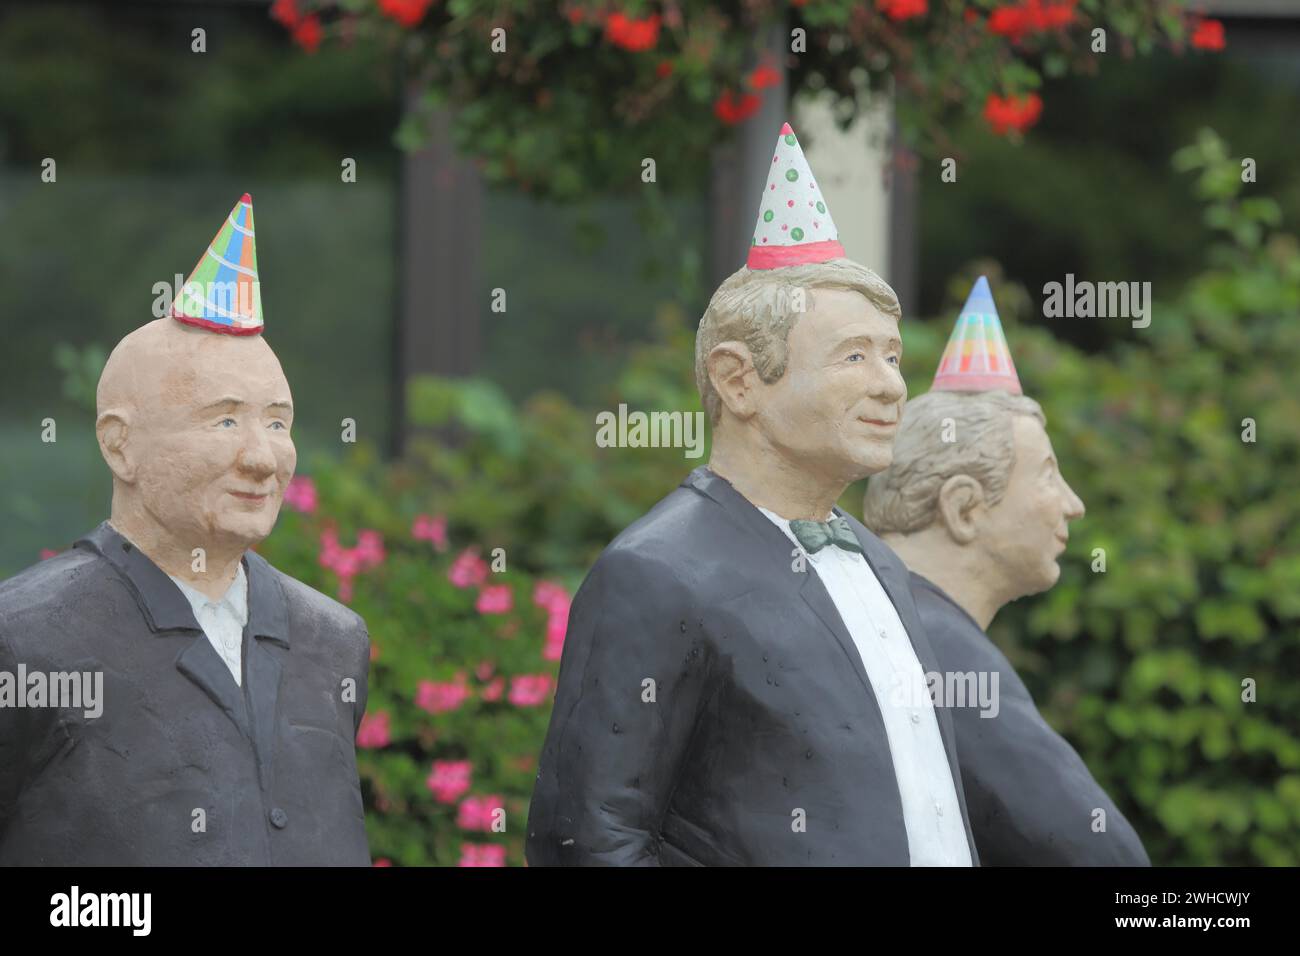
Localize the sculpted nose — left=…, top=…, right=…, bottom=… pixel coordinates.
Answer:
left=871, top=358, right=906, bottom=406
left=1063, top=481, right=1085, bottom=521
left=237, top=426, right=278, bottom=478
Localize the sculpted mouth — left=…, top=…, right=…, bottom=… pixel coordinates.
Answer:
left=230, top=490, right=271, bottom=501
left=859, top=418, right=897, bottom=427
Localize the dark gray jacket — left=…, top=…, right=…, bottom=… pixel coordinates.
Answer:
left=910, top=571, right=1150, bottom=866
left=0, top=522, right=371, bottom=865
left=526, top=467, right=979, bottom=866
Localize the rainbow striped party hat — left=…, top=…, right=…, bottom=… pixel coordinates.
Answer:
left=170, top=194, right=263, bottom=335
left=747, top=122, right=844, bottom=270
left=932, top=276, right=1022, bottom=394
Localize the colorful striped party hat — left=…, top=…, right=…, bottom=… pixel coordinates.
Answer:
left=170, top=194, right=263, bottom=335
left=932, top=276, right=1022, bottom=394
left=746, top=122, right=845, bottom=270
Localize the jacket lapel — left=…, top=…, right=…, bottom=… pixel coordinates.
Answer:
left=243, top=550, right=291, bottom=791
left=684, top=469, right=881, bottom=711
left=175, top=638, right=251, bottom=738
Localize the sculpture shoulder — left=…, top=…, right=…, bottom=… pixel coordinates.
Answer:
left=265, top=562, right=369, bottom=646
left=587, top=484, right=729, bottom=598
left=908, top=574, right=1034, bottom=698
left=0, top=549, right=117, bottom=653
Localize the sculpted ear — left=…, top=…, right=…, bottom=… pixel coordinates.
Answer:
left=935, top=474, right=985, bottom=545
left=707, top=341, right=759, bottom=421
left=96, top=409, right=136, bottom=483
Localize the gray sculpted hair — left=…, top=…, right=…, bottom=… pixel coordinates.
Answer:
left=864, top=389, right=1045, bottom=535
left=695, top=259, right=902, bottom=424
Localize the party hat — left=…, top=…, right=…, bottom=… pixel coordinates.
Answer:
left=931, top=276, right=1022, bottom=394
left=746, top=123, right=845, bottom=270
left=170, top=194, right=264, bottom=335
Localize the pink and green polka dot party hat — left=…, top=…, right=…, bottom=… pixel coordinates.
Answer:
left=932, top=275, right=1023, bottom=394
left=170, top=193, right=264, bottom=335
left=747, top=122, right=845, bottom=270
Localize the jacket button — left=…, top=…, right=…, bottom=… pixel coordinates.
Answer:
left=269, top=807, right=289, bottom=829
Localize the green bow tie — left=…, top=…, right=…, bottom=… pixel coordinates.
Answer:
left=788, top=516, right=863, bottom=555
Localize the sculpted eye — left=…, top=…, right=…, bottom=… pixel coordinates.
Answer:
left=269, top=420, right=287, bottom=431
left=847, top=352, right=865, bottom=362
left=218, top=418, right=237, bottom=428
left=887, top=355, right=900, bottom=366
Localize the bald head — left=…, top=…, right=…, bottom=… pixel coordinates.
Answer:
left=97, top=318, right=286, bottom=421
left=96, top=318, right=296, bottom=567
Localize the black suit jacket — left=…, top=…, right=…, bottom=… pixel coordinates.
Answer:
left=0, top=522, right=371, bottom=865
left=910, top=572, right=1150, bottom=865
left=526, top=467, right=979, bottom=866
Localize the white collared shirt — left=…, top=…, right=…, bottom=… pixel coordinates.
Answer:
left=168, top=563, right=249, bottom=687
left=758, top=507, right=972, bottom=867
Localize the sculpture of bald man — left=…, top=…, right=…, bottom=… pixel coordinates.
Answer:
left=0, top=196, right=371, bottom=865
left=863, top=277, right=1149, bottom=865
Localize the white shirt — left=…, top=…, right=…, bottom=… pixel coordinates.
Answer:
left=758, top=507, right=973, bottom=867
left=168, top=563, right=249, bottom=687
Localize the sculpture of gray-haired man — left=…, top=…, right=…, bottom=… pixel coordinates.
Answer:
left=864, top=277, right=1149, bottom=866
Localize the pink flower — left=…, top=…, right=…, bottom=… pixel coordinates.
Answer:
left=415, top=678, right=471, bottom=715
left=39, top=548, right=59, bottom=560
left=458, top=843, right=506, bottom=867
left=457, top=795, right=504, bottom=831
left=543, top=600, right=570, bottom=661
left=372, top=858, right=393, bottom=867
left=426, top=760, right=472, bottom=803
left=508, top=674, right=554, bottom=707
left=476, top=584, right=513, bottom=615
left=355, top=529, right=386, bottom=568
left=283, top=475, right=317, bottom=514
left=481, top=678, right=505, bottom=702
left=411, top=513, right=449, bottom=551
left=319, top=527, right=384, bottom=601
left=355, top=711, right=391, bottom=749
left=474, top=660, right=496, bottom=681
left=532, top=580, right=569, bottom=611
left=448, top=549, right=489, bottom=589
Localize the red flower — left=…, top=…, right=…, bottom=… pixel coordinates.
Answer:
left=983, top=92, right=1043, bottom=135
left=987, top=1, right=1075, bottom=41
left=713, top=89, right=761, bottom=125
left=604, top=12, right=661, bottom=52
left=747, top=64, right=781, bottom=91
left=378, top=0, right=435, bottom=29
left=1190, top=17, right=1225, bottom=51
left=291, top=14, right=322, bottom=53
left=877, top=0, right=927, bottom=21
left=270, top=0, right=299, bottom=29
left=656, top=59, right=674, bottom=78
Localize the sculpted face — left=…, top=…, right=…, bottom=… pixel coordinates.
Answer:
left=98, top=320, right=296, bottom=555
left=979, top=415, right=1085, bottom=595
left=754, top=288, right=906, bottom=485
